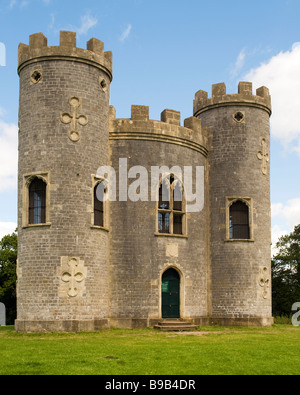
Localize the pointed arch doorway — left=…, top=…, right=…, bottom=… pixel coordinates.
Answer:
left=162, top=268, right=180, bottom=319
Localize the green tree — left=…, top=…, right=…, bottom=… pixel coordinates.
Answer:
left=0, top=230, right=17, bottom=325
left=272, top=224, right=300, bottom=317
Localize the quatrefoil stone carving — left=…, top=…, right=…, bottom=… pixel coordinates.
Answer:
left=257, top=138, right=269, bottom=175
left=61, top=97, right=88, bottom=142
left=258, top=267, right=270, bottom=300
left=57, top=257, right=87, bottom=298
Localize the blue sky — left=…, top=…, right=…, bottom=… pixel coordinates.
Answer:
left=0, top=0, right=300, bottom=251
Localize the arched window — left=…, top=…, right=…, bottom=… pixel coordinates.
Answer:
left=29, top=178, right=47, bottom=225
left=158, top=175, right=185, bottom=235
left=229, top=200, right=250, bottom=240
left=94, top=181, right=106, bottom=227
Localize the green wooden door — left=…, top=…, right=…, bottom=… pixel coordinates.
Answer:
left=162, top=269, right=180, bottom=319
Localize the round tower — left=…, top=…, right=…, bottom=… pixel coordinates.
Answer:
left=16, top=31, right=112, bottom=332
left=194, top=82, right=273, bottom=326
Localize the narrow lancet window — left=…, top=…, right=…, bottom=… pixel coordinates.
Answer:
left=229, top=200, right=250, bottom=240
left=29, top=178, right=47, bottom=225
left=94, top=182, right=105, bottom=227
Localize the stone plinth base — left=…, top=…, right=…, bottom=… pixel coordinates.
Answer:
left=15, top=315, right=274, bottom=333
left=209, top=316, right=274, bottom=327
left=15, top=319, right=110, bottom=333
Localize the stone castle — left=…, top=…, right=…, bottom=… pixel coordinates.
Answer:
left=15, top=31, right=273, bottom=332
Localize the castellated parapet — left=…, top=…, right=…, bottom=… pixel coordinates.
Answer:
left=109, top=105, right=210, bottom=156
left=18, top=31, right=112, bottom=80
left=194, top=82, right=271, bottom=117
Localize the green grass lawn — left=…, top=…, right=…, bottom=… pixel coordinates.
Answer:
left=0, top=325, right=299, bottom=375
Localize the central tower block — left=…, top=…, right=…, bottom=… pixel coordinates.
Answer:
left=16, top=32, right=112, bottom=332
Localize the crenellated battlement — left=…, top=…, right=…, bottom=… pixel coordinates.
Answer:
left=193, top=82, right=271, bottom=117
left=18, top=31, right=113, bottom=80
left=109, top=105, right=210, bottom=156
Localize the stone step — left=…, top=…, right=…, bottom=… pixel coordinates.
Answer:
left=154, top=319, right=198, bottom=332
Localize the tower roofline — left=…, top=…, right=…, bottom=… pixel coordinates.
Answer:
left=109, top=105, right=210, bottom=156
left=193, top=82, right=271, bottom=117
left=18, top=31, right=113, bottom=81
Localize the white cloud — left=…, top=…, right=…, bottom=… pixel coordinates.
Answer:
left=8, top=0, right=50, bottom=9
left=292, top=42, right=300, bottom=50
left=8, top=0, right=17, bottom=8
left=272, top=199, right=300, bottom=229
left=120, top=24, right=132, bottom=43
left=0, top=119, right=18, bottom=193
left=7, top=0, right=29, bottom=10
left=48, top=12, right=55, bottom=31
left=52, top=12, right=98, bottom=38
left=21, top=0, right=29, bottom=7
left=0, top=222, right=17, bottom=240
left=271, top=224, right=289, bottom=256
left=271, top=199, right=300, bottom=255
left=231, top=48, right=246, bottom=78
left=77, top=13, right=98, bottom=36
left=244, top=44, right=300, bottom=155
